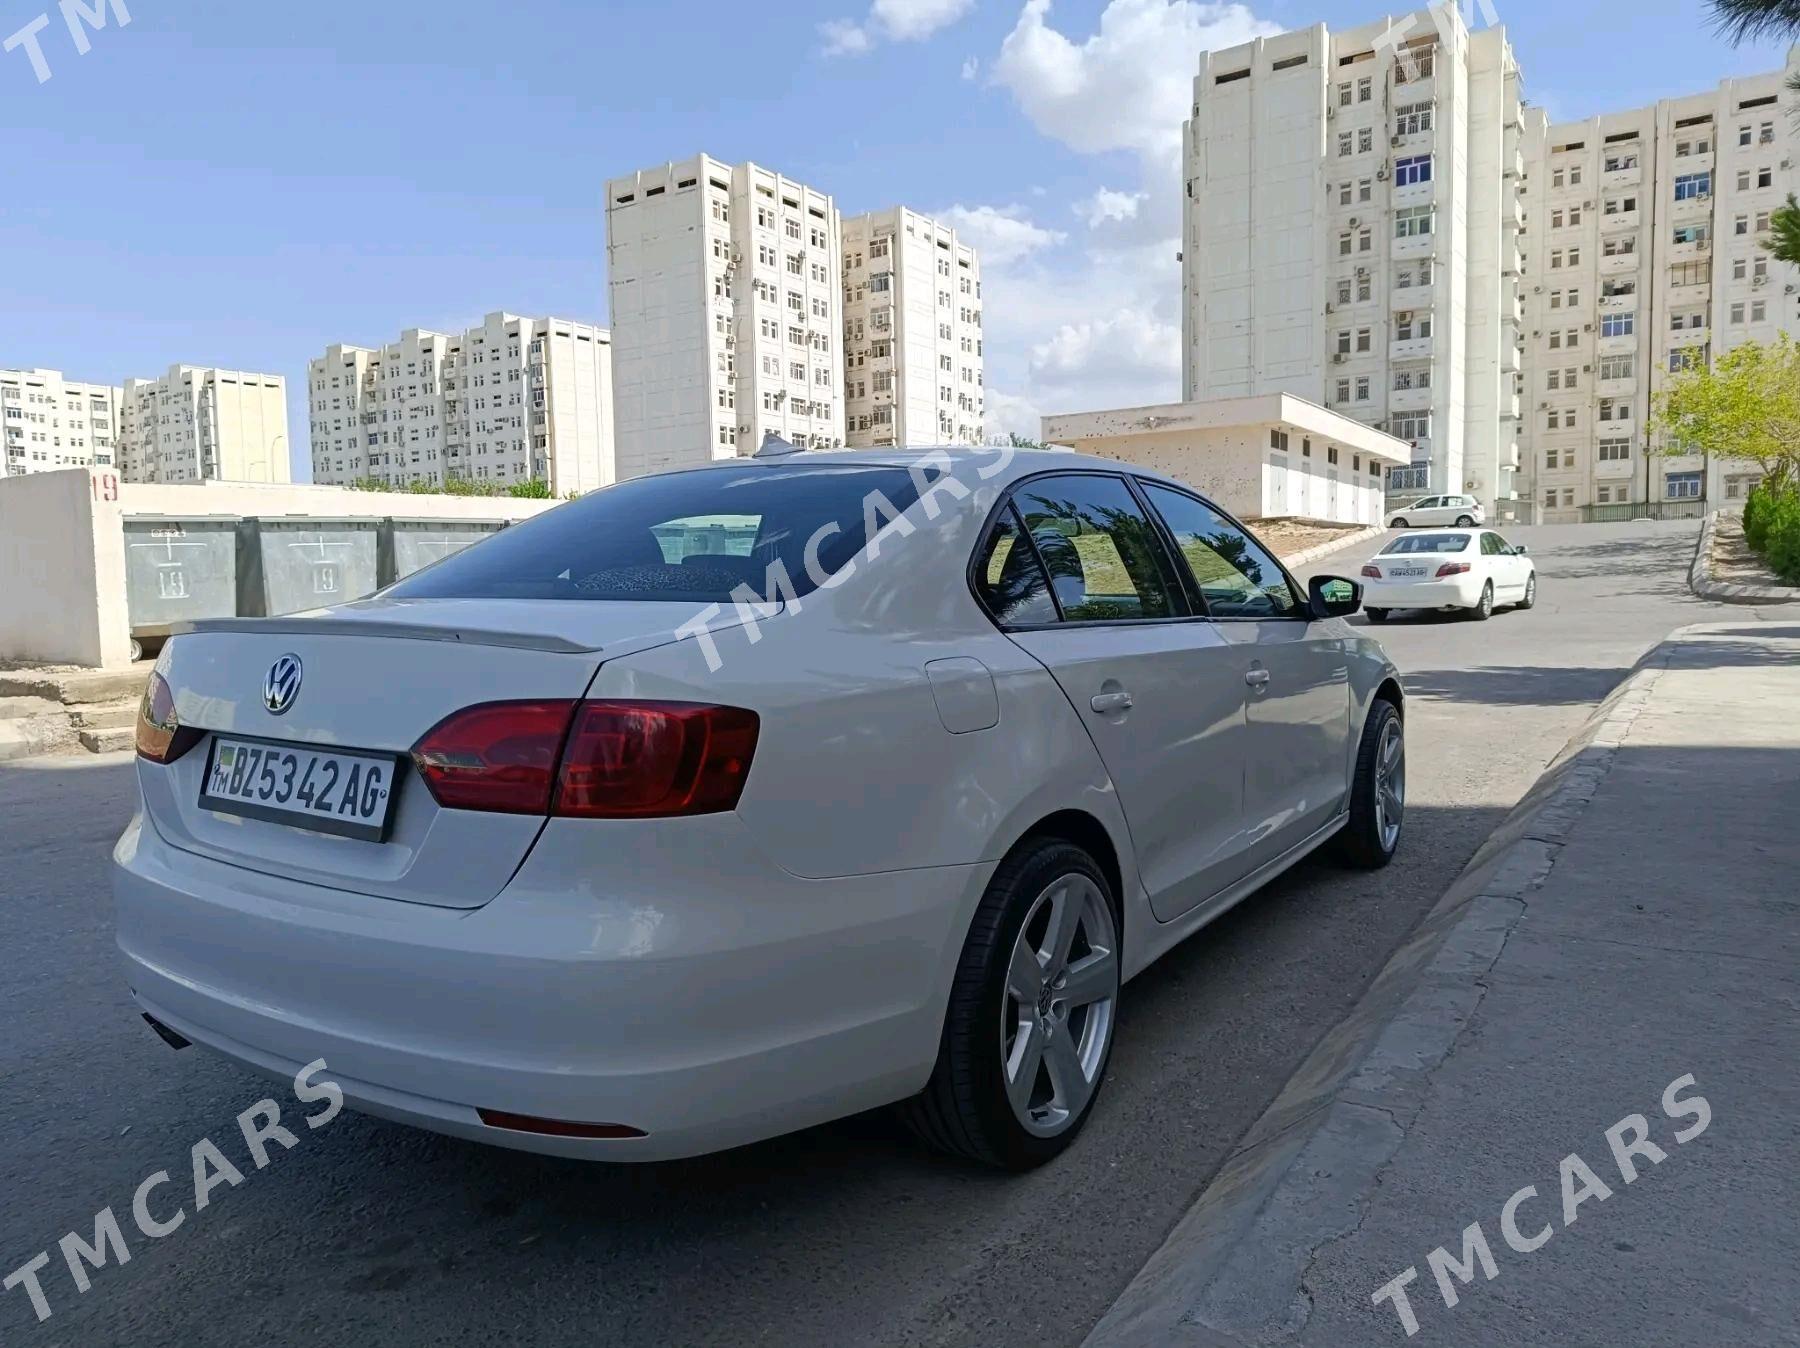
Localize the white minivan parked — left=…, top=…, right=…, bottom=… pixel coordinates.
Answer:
left=1386, top=495, right=1484, bottom=529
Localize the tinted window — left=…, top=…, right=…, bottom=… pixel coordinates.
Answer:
left=1380, top=533, right=1471, bottom=555
left=1010, top=474, right=1179, bottom=621
left=1140, top=484, right=1299, bottom=618
left=974, top=506, right=1058, bottom=626
left=388, top=465, right=923, bottom=603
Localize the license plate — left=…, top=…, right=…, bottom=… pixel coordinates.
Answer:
left=1390, top=567, right=1426, bottom=577
left=200, top=736, right=398, bottom=842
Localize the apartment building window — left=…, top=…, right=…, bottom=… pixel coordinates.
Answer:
left=1598, top=355, right=1634, bottom=380
left=1358, top=127, right=1374, bottom=154
left=1666, top=472, right=1703, bottom=499
left=1758, top=166, right=1774, bottom=188
left=1395, top=205, right=1433, bottom=238
left=1672, top=224, right=1709, bottom=245
left=1547, top=368, right=1562, bottom=390
left=1551, top=250, right=1563, bottom=268
left=1730, top=301, right=1746, bottom=324
left=1355, top=328, right=1372, bottom=352
left=1337, top=131, right=1353, bottom=158
left=1672, top=260, right=1708, bottom=287
left=1598, top=438, right=1630, bottom=461
left=1392, top=364, right=1430, bottom=390
left=1359, top=178, right=1373, bottom=203
left=1668, top=347, right=1706, bottom=373
left=1336, top=330, right=1352, bottom=355
left=1394, top=154, right=1432, bottom=187
left=1359, top=229, right=1372, bottom=252
left=1752, top=300, right=1767, bottom=322
left=1605, top=151, right=1638, bottom=172
left=1354, top=377, right=1370, bottom=401
left=1602, top=235, right=1636, bottom=258
left=1338, top=81, right=1353, bottom=106
left=1339, top=181, right=1353, bottom=206
left=1600, top=313, right=1635, bottom=337
left=1392, top=412, right=1430, bottom=442
left=1755, top=210, right=1771, bottom=232
left=1598, top=398, right=1626, bottom=422
left=1394, top=102, right=1432, bottom=136
left=1357, top=276, right=1373, bottom=302
left=869, top=272, right=891, bottom=293
left=1395, top=46, right=1434, bottom=81
left=1674, top=172, right=1711, bottom=201
left=1270, top=428, right=1289, bottom=452
left=1357, top=76, right=1372, bottom=103
left=1335, top=378, right=1351, bottom=403
left=1603, top=195, right=1637, bottom=216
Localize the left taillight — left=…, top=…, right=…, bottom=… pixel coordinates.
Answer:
left=410, top=700, right=760, bottom=819
left=1360, top=564, right=1382, bottom=579
left=136, top=671, right=200, bottom=763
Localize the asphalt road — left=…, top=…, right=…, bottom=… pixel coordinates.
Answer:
left=3, top=519, right=1792, bottom=1347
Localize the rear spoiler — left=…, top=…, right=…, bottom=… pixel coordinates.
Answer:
left=168, top=616, right=602, bottom=655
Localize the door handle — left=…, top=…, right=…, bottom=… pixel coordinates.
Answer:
left=1244, top=668, right=1271, bottom=689
left=1089, top=691, right=1134, bottom=714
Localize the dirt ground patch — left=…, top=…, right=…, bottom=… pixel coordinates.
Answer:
left=1252, top=518, right=1373, bottom=560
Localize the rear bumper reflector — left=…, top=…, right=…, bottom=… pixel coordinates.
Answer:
left=476, top=1108, right=646, bottom=1140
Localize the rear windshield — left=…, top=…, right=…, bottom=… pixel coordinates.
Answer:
left=388, top=464, right=924, bottom=602
left=1380, top=533, right=1471, bottom=555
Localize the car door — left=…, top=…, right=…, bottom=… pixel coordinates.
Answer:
left=983, top=472, right=1253, bottom=922
left=1407, top=496, right=1441, bottom=525
left=1486, top=530, right=1529, bottom=597
left=1137, top=482, right=1353, bottom=876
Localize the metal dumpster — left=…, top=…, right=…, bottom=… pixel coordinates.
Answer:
left=121, top=515, right=240, bottom=658
left=237, top=517, right=380, bottom=617
left=380, top=517, right=507, bottom=584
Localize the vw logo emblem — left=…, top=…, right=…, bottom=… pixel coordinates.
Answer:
left=263, top=654, right=303, bottom=716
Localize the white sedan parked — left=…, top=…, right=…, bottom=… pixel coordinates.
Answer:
left=1385, top=494, right=1485, bottom=529
left=115, top=447, right=1405, bottom=1171
left=1360, top=528, right=1537, bottom=622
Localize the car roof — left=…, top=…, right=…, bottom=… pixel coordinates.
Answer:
left=642, top=445, right=1189, bottom=494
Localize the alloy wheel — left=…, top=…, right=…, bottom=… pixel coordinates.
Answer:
left=1374, top=717, right=1405, bottom=852
left=1000, top=873, right=1118, bottom=1137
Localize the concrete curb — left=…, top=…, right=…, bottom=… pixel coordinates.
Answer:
left=1688, top=509, right=1800, bottom=605
left=1081, top=633, right=1694, bottom=1348
left=1278, top=524, right=1384, bottom=570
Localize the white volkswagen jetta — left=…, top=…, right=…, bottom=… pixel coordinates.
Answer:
left=115, top=447, right=1405, bottom=1170
left=1360, top=528, right=1537, bottom=622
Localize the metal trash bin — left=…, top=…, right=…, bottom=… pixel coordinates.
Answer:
left=122, top=515, right=240, bottom=656
left=237, top=517, right=380, bottom=616
left=380, top=517, right=507, bottom=585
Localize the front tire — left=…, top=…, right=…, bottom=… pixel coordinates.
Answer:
left=1334, top=700, right=1404, bottom=869
left=1467, top=581, right=1494, bottom=621
left=1518, top=573, right=1537, bottom=610
left=902, top=840, right=1120, bottom=1170
left=1390, top=517, right=1408, bottom=529
left=1366, top=607, right=1390, bottom=624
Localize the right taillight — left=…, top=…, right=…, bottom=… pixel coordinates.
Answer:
left=411, top=700, right=759, bottom=819
left=1436, top=561, right=1472, bottom=577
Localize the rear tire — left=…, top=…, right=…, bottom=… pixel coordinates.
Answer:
left=1466, top=582, right=1493, bottom=621
left=901, top=839, right=1120, bottom=1170
left=1366, top=607, right=1390, bottom=624
left=1334, top=700, right=1404, bottom=869
left=1454, top=514, right=1475, bottom=526
left=1390, top=517, right=1408, bottom=529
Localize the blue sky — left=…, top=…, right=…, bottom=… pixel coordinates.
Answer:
left=2, top=0, right=1790, bottom=476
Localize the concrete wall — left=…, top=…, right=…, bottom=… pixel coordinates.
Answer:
left=0, top=471, right=560, bottom=669
left=0, top=469, right=130, bottom=667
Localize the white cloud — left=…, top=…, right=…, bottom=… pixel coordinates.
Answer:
left=992, top=0, right=1277, bottom=158
left=939, top=203, right=1067, bottom=268
left=966, top=0, right=1280, bottom=432
left=820, top=0, right=974, bottom=57
left=961, top=56, right=980, bottom=80
left=1074, top=187, right=1146, bottom=228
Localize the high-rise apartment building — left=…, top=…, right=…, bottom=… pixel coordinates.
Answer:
left=308, top=313, right=614, bottom=495
left=840, top=208, right=985, bottom=447
left=1182, top=8, right=1527, bottom=517
left=606, top=155, right=844, bottom=480
left=119, top=365, right=290, bottom=484
left=1518, top=49, right=1800, bottom=518
left=0, top=368, right=124, bottom=478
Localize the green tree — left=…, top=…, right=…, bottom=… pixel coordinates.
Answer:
left=1709, top=0, right=1800, bottom=101
left=1768, top=194, right=1800, bottom=268
left=505, top=478, right=553, bottom=499
left=1650, top=334, right=1800, bottom=488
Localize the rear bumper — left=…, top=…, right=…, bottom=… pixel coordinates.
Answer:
left=1363, top=574, right=1485, bottom=608
left=113, top=809, right=990, bottom=1161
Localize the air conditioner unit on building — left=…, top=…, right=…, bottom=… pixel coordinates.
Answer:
left=1391, top=134, right=1403, bottom=147
left=1325, top=302, right=1335, bottom=313
left=1327, top=104, right=1337, bottom=119
left=1753, top=274, right=1768, bottom=287
left=1348, top=216, right=1360, bottom=227
left=1333, top=352, right=1347, bottom=363
left=1376, top=165, right=1390, bottom=180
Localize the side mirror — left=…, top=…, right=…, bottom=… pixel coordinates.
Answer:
left=1512, top=544, right=1529, bottom=556
left=1309, top=575, right=1363, bottom=619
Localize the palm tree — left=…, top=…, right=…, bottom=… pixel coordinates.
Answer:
left=1771, top=194, right=1800, bottom=267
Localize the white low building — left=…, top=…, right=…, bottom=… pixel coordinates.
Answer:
left=1042, top=393, right=1412, bottom=526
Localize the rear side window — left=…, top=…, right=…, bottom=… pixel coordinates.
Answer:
left=1380, top=533, right=1470, bottom=555
left=388, top=465, right=923, bottom=603
left=974, top=507, right=1058, bottom=626
left=1009, top=474, right=1180, bottom=621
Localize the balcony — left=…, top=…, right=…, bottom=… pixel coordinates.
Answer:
left=1389, top=383, right=1433, bottom=413
left=1392, top=231, right=1435, bottom=261
left=1389, top=334, right=1433, bottom=361
left=1391, top=281, right=1435, bottom=308
left=1599, top=248, right=1641, bottom=276
left=1595, top=455, right=1634, bottom=478
left=1598, top=291, right=1637, bottom=310
left=1602, top=162, right=1643, bottom=188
